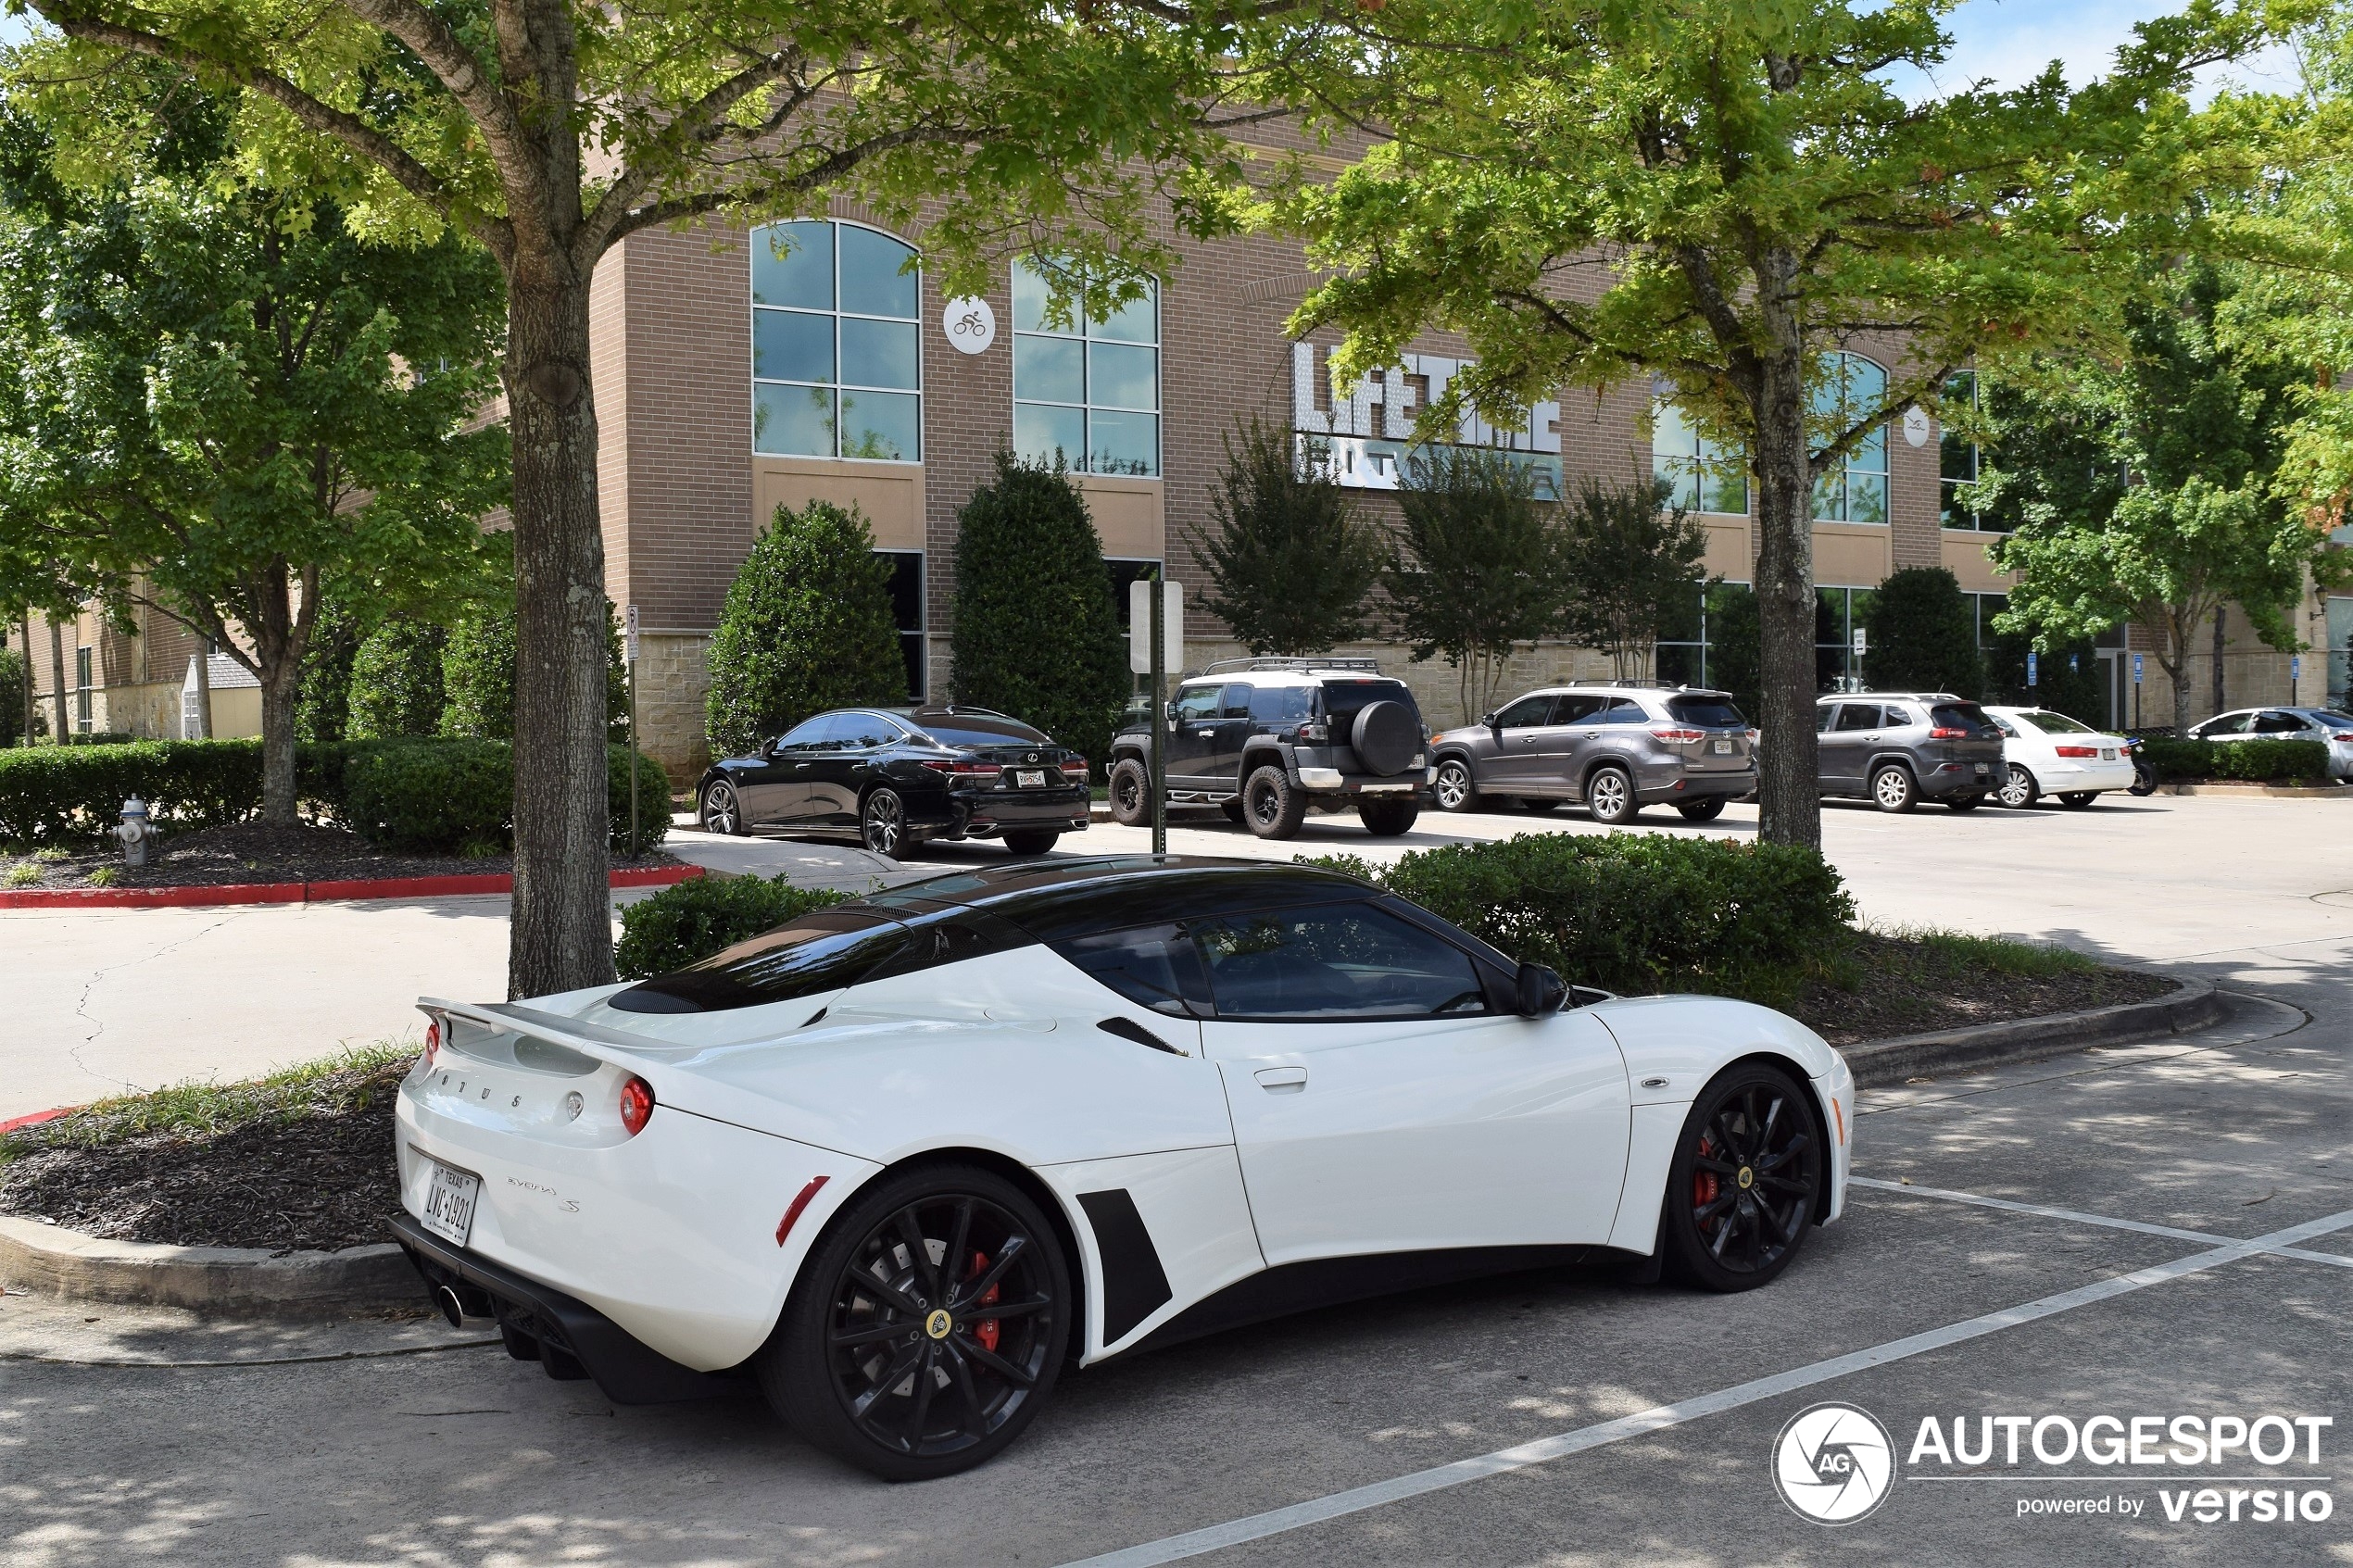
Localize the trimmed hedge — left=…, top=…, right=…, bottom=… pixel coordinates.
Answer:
left=0, top=739, right=274, bottom=842
left=339, top=741, right=513, bottom=854
left=2142, top=738, right=2331, bottom=783
left=1307, top=833, right=1855, bottom=997
left=615, top=873, right=847, bottom=979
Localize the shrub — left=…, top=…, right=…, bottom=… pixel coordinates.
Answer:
left=1305, top=832, right=1855, bottom=998
left=614, top=873, right=848, bottom=979
left=2141, top=737, right=2330, bottom=783
left=1862, top=567, right=1985, bottom=697
left=0, top=739, right=269, bottom=843
left=346, top=621, right=448, bottom=739
left=706, top=500, right=907, bottom=759
left=0, top=646, right=26, bottom=743
left=1557, top=473, right=1712, bottom=680
left=339, top=740, right=514, bottom=854
left=950, top=455, right=1130, bottom=773
left=1189, top=420, right=1382, bottom=655
left=439, top=600, right=521, bottom=739
left=296, top=596, right=368, bottom=743
left=608, top=744, right=673, bottom=853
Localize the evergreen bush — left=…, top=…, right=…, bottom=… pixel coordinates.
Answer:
left=613, top=873, right=849, bottom=979
left=950, top=455, right=1133, bottom=772
left=2140, top=737, right=2329, bottom=783
left=296, top=596, right=368, bottom=743
left=1701, top=583, right=1761, bottom=719
left=346, top=621, right=447, bottom=738
left=1860, top=567, right=1985, bottom=696
left=705, top=501, right=907, bottom=759
left=1190, top=420, right=1381, bottom=655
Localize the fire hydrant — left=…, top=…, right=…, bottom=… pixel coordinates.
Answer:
left=111, top=797, right=153, bottom=867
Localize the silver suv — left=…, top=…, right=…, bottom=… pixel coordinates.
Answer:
left=1814, top=692, right=2007, bottom=811
left=1429, top=683, right=1756, bottom=824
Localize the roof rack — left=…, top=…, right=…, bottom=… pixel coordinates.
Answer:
left=1201, top=656, right=1384, bottom=675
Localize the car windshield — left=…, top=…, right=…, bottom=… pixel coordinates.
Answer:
left=1316, top=679, right=1420, bottom=727
left=912, top=713, right=1052, bottom=748
left=2021, top=709, right=2095, bottom=734
left=1666, top=695, right=1745, bottom=728
left=607, top=909, right=908, bottom=1012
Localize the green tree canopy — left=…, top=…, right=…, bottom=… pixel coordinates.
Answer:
left=1862, top=567, right=1986, bottom=698
left=1558, top=476, right=1712, bottom=682
left=1190, top=420, right=1383, bottom=656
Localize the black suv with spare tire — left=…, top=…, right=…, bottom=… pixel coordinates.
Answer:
left=1105, top=658, right=1432, bottom=839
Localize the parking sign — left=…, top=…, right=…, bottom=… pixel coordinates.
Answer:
left=2133, top=653, right=2143, bottom=684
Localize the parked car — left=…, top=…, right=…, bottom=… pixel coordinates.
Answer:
left=1105, top=658, right=1431, bottom=840
left=1982, top=707, right=2139, bottom=808
left=1813, top=692, right=2007, bottom=812
left=2187, top=707, right=2353, bottom=779
left=696, top=706, right=1088, bottom=858
left=393, top=855, right=1852, bottom=1479
left=1429, top=682, right=1756, bottom=824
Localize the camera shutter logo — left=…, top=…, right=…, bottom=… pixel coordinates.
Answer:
left=1773, top=1402, right=1897, bottom=1524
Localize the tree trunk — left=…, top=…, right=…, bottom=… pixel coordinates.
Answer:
left=1749, top=325, right=1821, bottom=848
left=258, top=662, right=299, bottom=825
left=46, top=613, right=68, bottom=743
left=193, top=640, right=214, bottom=739
left=504, top=274, right=616, bottom=999
left=19, top=612, right=32, bottom=744
left=2209, top=604, right=2227, bottom=717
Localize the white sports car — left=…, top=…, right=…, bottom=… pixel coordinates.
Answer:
left=393, top=857, right=1853, bottom=1479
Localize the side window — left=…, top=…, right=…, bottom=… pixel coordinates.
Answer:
left=1249, top=685, right=1314, bottom=723
left=840, top=713, right=898, bottom=748
left=1593, top=697, right=1649, bottom=725
left=1879, top=705, right=1916, bottom=729
left=1052, top=922, right=1214, bottom=1017
left=2198, top=713, right=2249, bottom=736
left=1192, top=903, right=1490, bottom=1020
left=1174, top=685, right=1223, bottom=722
left=1493, top=695, right=1556, bottom=728
left=1554, top=694, right=1606, bottom=725
left=1219, top=683, right=1254, bottom=719
left=1834, top=704, right=1881, bottom=733
left=1990, top=715, right=2020, bottom=739
left=2254, top=711, right=2304, bottom=734
left=1817, top=704, right=1838, bottom=734
left=778, top=714, right=838, bottom=751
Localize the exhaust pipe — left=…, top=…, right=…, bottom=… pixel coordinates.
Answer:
left=434, top=1285, right=468, bottom=1327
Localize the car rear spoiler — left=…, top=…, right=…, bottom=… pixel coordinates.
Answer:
left=418, top=996, right=683, bottom=1073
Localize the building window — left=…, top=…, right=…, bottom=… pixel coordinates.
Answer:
left=878, top=551, right=926, bottom=699
left=751, top=220, right=921, bottom=462
left=1816, top=585, right=1878, bottom=690
left=1940, top=370, right=1985, bottom=529
left=2326, top=596, right=2351, bottom=709
left=1652, top=399, right=1748, bottom=515
left=1013, top=258, right=1160, bottom=476
left=1812, top=353, right=1889, bottom=524
left=74, top=645, right=92, bottom=733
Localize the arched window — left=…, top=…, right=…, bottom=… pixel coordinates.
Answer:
left=751, top=220, right=921, bottom=461
left=1012, top=258, right=1160, bottom=476
left=1812, top=352, right=1887, bottom=523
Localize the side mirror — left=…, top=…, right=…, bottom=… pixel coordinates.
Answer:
left=1515, top=961, right=1568, bottom=1017
left=1480, top=712, right=1498, bottom=728
left=1164, top=702, right=1179, bottom=723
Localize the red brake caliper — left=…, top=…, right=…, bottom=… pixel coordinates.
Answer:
left=1692, top=1135, right=1720, bottom=1210
left=968, top=1251, right=1001, bottom=1352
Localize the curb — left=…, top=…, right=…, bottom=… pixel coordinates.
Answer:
left=0, top=1217, right=420, bottom=1317
left=1842, top=973, right=2223, bottom=1088
left=0, top=863, right=702, bottom=910
left=2157, top=782, right=2347, bottom=798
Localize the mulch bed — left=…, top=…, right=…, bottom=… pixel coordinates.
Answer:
left=1, top=820, right=677, bottom=891
left=1789, top=934, right=2172, bottom=1048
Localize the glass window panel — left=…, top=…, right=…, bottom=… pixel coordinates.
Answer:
left=1846, top=473, right=1888, bottom=525
left=1660, top=463, right=1700, bottom=510
left=1813, top=473, right=1844, bottom=521
left=1013, top=257, right=1080, bottom=333
left=1014, top=333, right=1085, bottom=405
left=1089, top=409, right=1159, bottom=476
left=1815, top=588, right=1843, bottom=643
left=1704, top=462, right=1749, bottom=516
left=752, top=222, right=832, bottom=310
left=1088, top=342, right=1159, bottom=410
left=1654, top=400, right=1697, bottom=457
left=1014, top=401, right=1086, bottom=470
left=755, top=383, right=837, bottom=457
left=754, top=308, right=833, bottom=383
left=1853, top=424, right=1887, bottom=473
left=839, top=317, right=918, bottom=390
left=838, top=389, right=919, bottom=461
left=837, top=226, right=918, bottom=319
left=1846, top=356, right=1887, bottom=404
left=1090, top=282, right=1157, bottom=345
left=880, top=552, right=924, bottom=631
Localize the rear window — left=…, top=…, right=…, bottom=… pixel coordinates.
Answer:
left=1666, top=695, right=1745, bottom=728
left=2020, top=709, right=2094, bottom=734
left=1317, top=679, right=1420, bottom=725
left=1931, top=703, right=1999, bottom=735
left=609, top=909, right=907, bottom=1013
left=912, top=713, right=1051, bottom=748
left=2309, top=710, right=2353, bottom=731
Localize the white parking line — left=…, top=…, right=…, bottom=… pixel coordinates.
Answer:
left=1053, top=1205, right=2353, bottom=1568
left=1853, top=1173, right=2353, bottom=1270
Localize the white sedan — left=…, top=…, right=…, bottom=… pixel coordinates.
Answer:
left=1983, top=706, right=2139, bottom=807
left=392, top=857, right=1852, bottom=1479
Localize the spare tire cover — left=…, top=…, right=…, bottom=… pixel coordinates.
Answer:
left=1350, top=700, right=1421, bottom=777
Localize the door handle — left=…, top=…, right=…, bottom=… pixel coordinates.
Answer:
left=1253, top=1066, right=1307, bottom=1092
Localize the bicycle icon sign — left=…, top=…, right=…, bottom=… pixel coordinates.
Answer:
left=941, top=295, right=997, bottom=355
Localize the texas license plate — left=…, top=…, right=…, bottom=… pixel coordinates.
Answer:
left=1973, top=762, right=1990, bottom=774
left=1015, top=770, right=1047, bottom=788
left=1711, top=739, right=1731, bottom=754
left=2102, top=748, right=2117, bottom=759
left=420, top=1155, right=480, bottom=1247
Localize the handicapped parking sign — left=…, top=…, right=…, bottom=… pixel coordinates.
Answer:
left=2026, top=650, right=2038, bottom=687
left=2133, top=653, right=2143, bottom=684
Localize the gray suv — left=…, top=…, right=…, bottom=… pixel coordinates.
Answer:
left=1815, top=692, right=2007, bottom=811
left=1428, top=683, right=1756, bottom=824
left=1106, top=658, right=1432, bottom=840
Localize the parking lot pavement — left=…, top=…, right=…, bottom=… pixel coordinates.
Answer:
left=6, top=950, right=2347, bottom=1567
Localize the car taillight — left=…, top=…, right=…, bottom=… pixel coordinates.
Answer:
left=422, top=1019, right=440, bottom=1071
left=2054, top=746, right=2099, bottom=758
left=1745, top=729, right=1760, bottom=744
left=1928, top=726, right=1969, bottom=739
left=618, top=1075, right=655, bottom=1136
left=1060, top=758, right=1088, bottom=777
left=1650, top=728, right=1705, bottom=744
left=922, top=759, right=1002, bottom=778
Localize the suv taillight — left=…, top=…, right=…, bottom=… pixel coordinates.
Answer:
left=1300, top=721, right=1328, bottom=742
left=1929, top=726, right=1969, bottom=739
left=1650, top=728, right=1705, bottom=744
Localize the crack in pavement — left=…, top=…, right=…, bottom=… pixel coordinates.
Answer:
left=65, top=908, right=256, bottom=1097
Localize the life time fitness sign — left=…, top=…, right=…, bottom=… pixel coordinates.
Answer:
left=1290, top=342, right=1563, bottom=495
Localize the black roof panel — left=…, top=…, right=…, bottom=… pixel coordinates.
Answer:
left=854, top=857, right=1372, bottom=941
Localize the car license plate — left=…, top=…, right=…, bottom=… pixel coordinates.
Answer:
left=1973, top=762, right=1989, bottom=774
left=1015, top=770, right=1047, bottom=788
left=1711, top=739, right=1731, bottom=754
left=420, top=1155, right=480, bottom=1247
left=2102, top=748, right=2117, bottom=759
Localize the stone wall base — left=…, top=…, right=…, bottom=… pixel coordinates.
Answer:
left=631, top=633, right=714, bottom=786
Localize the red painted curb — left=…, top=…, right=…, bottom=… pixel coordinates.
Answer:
left=0, top=863, right=702, bottom=910
left=0, top=1106, right=77, bottom=1135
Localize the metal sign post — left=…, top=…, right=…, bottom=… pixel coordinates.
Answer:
left=2133, top=652, right=2143, bottom=729
left=1129, top=576, right=1183, bottom=859
left=2291, top=653, right=2302, bottom=707
left=623, top=604, right=641, bottom=859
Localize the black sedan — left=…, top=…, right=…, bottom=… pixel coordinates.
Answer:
left=695, top=707, right=1090, bottom=858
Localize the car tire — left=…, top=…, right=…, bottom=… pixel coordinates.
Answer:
left=1944, top=793, right=1984, bottom=812
left=1432, top=759, right=1478, bottom=812
left=1585, top=765, right=1638, bottom=825
left=1241, top=764, right=1307, bottom=839
left=1676, top=797, right=1727, bottom=822
left=757, top=1161, right=1072, bottom=1482
left=1661, top=1062, right=1824, bottom=1293
left=1998, top=763, right=2040, bottom=809
left=1870, top=764, right=1919, bottom=813
left=699, top=780, right=746, bottom=836
left=2058, top=791, right=2098, bottom=809
left=861, top=788, right=912, bottom=858
left=1220, top=798, right=1247, bottom=824
left=1106, top=758, right=1151, bottom=827
left=1357, top=797, right=1420, bottom=836
left=1002, top=830, right=1059, bottom=855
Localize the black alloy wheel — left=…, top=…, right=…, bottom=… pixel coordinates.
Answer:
left=700, top=781, right=745, bottom=836
left=1107, top=759, right=1151, bottom=827
left=760, top=1164, right=1070, bottom=1481
left=1999, top=763, right=2039, bottom=809
left=1945, top=793, right=1984, bottom=812
left=1432, top=759, right=1478, bottom=812
left=1585, top=765, right=1638, bottom=825
left=1870, top=764, right=1919, bottom=813
left=862, top=788, right=910, bottom=858
left=1242, top=764, right=1307, bottom=839
left=1677, top=797, right=1727, bottom=822
left=1357, top=796, right=1419, bottom=836
left=1662, top=1064, right=1824, bottom=1292
left=1002, top=829, right=1060, bottom=856
left=2058, top=791, right=2098, bottom=809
